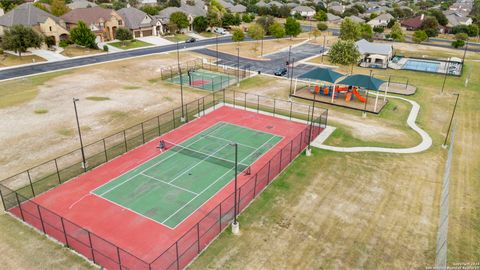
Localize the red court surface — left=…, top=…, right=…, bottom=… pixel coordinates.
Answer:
left=10, top=106, right=319, bottom=269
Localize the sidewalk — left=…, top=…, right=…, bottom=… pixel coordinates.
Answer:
left=30, top=49, right=69, bottom=61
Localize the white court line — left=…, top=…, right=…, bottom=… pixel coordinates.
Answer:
left=204, top=134, right=257, bottom=150
left=68, top=194, right=92, bottom=209
left=140, top=173, right=198, bottom=195
left=162, top=135, right=279, bottom=224
left=96, top=123, right=227, bottom=197
left=168, top=144, right=231, bottom=184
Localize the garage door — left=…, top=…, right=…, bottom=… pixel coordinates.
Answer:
left=134, top=31, right=141, bottom=38
left=142, top=29, right=153, bottom=37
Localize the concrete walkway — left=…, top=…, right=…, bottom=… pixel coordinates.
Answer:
left=187, top=32, right=207, bottom=40
left=30, top=49, right=69, bottom=61
left=98, top=41, right=123, bottom=53
left=137, top=36, right=173, bottom=46
left=311, top=95, right=433, bottom=153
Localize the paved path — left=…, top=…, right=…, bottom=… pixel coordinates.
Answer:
left=187, top=32, right=207, bottom=40
left=137, top=36, right=173, bottom=46
left=311, top=95, right=433, bottom=153
left=30, top=49, right=69, bottom=61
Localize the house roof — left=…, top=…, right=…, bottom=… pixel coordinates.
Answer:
left=218, top=0, right=234, bottom=10
left=67, top=0, right=97, bottom=10
left=62, top=6, right=117, bottom=24
left=117, top=7, right=152, bottom=29
left=346, top=15, right=365, bottom=23
left=230, top=4, right=247, bottom=13
left=374, top=13, right=393, bottom=21
left=0, top=3, right=62, bottom=27
left=400, top=15, right=424, bottom=29
left=356, top=39, right=392, bottom=56
left=157, top=7, right=184, bottom=19
left=292, top=6, right=315, bottom=12
left=327, top=13, right=342, bottom=22
left=269, top=1, right=284, bottom=7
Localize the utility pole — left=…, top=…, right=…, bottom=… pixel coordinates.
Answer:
left=73, top=98, right=87, bottom=172
left=176, top=40, right=185, bottom=121
left=442, top=93, right=460, bottom=148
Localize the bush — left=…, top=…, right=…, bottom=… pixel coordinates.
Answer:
left=452, top=39, right=465, bottom=48
left=317, top=22, right=328, bottom=31
left=59, top=40, right=69, bottom=48
left=232, top=28, right=245, bottom=42
left=455, top=32, right=468, bottom=41
left=103, top=45, right=109, bottom=52
left=373, top=26, right=384, bottom=33
left=0, top=48, right=3, bottom=55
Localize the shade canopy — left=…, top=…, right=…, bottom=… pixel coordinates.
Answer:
left=298, top=67, right=344, bottom=83
left=337, top=74, right=385, bottom=90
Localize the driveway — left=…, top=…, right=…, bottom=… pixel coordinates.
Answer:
left=137, top=36, right=173, bottom=46
left=30, top=49, right=69, bottom=61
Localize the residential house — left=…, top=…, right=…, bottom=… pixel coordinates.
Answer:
left=443, top=10, right=473, bottom=28
left=326, top=13, right=342, bottom=24
left=328, top=2, right=345, bottom=14
left=62, top=7, right=124, bottom=42
left=154, top=0, right=206, bottom=33
left=230, top=4, right=247, bottom=13
left=0, top=3, right=69, bottom=46
left=67, top=0, right=97, bottom=10
left=140, top=0, right=159, bottom=4
left=256, top=1, right=268, bottom=8
left=0, top=7, right=4, bottom=16
left=291, top=6, right=316, bottom=18
left=117, top=7, right=163, bottom=37
left=367, top=13, right=393, bottom=27
left=400, top=14, right=425, bottom=30
left=356, top=39, right=393, bottom=68
left=346, top=15, right=365, bottom=23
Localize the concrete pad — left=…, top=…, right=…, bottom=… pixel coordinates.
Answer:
left=137, top=36, right=173, bottom=46
left=30, top=49, right=69, bottom=61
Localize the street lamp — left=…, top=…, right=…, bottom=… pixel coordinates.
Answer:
left=216, top=32, right=219, bottom=67
left=72, top=98, right=87, bottom=172
left=176, top=40, right=185, bottom=121
left=442, top=93, right=460, bottom=148
left=306, top=95, right=315, bottom=157
left=321, top=35, right=326, bottom=63
left=289, top=58, right=295, bottom=96
left=231, top=143, right=240, bottom=234
left=236, top=46, right=240, bottom=86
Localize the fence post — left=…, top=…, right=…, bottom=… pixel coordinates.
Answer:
left=15, top=192, right=25, bottom=221
left=223, top=89, right=226, bottom=104
left=185, top=103, right=189, bottom=123
left=257, top=95, right=260, bottom=113
left=141, top=123, right=145, bottom=144
left=172, top=110, right=176, bottom=128
left=157, top=116, right=161, bottom=136
left=175, top=242, right=180, bottom=270
left=87, top=231, right=96, bottom=263
left=102, top=139, right=108, bottom=162
left=233, top=90, right=236, bottom=107
left=202, top=97, right=205, bottom=116
left=0, top=188, right=6, bottom=211
left=267, top=160, right=271, bottom=184
left=116, top=247, right=122, bottom=268
left=406, top=78, right=409, bottom=89
left=253, top=174, right=258, bottom=197
left=219, top=203, right=222, bottom=231
left=244, top=92, right=247, bottom=110
left=273, top=99, right=276, bottom=117
left=27, top=170, right=35, bottom=197
left=197, top=223, right=201, bottom=253
left=213, top=91, right=216, bottom=110
left=123, top=130, right=128, bottom=152
left=197, top=99, right=200, bottom=117
left=54, top=159, right=61, bottom=184
left=289, top=101, right=293, bottom=120
left=60, top=217, right=69, bottom=247
left=37, top=205, right=46, bottom=233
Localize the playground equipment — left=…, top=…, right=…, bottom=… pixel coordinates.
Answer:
left=310, top=84, right=367, bottom=103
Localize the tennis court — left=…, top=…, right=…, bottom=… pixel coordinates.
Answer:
left=92, top=122, right=282, bottom=228
left=166, top=68, right=237, bottom=91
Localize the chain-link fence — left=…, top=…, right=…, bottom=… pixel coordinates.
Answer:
left=0, top=89, right=327, bottom=270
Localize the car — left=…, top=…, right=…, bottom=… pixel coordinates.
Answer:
left=185, top=37, right=196, bottom=43
left=274, top=67, right=288, bottom=76
left=213, top=27, right=228, bottom=35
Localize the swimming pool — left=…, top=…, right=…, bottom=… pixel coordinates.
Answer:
left=403, top=59, right=440, bottom=72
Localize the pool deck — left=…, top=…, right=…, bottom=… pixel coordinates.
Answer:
left=388, top=57, right=462, bottom=76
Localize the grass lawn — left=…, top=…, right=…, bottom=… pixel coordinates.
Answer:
left=164, top=34, right=191, bottom=42
left=199, top=31, right=216, bottom=38
left=60, top=45, right=102, bottom=57
left=208, top=38, right=306, bottom=60
left=0, top=54, right=46, bottom=68
left=109, top=39, right=153, bottom=50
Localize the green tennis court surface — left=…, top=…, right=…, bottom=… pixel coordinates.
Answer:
left=92, top=122, right=282, bottom=228
left=166, top=69, right=236, bottom=91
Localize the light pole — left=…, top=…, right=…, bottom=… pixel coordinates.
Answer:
left=236, top=46, right=240, bottom=86
left=462, top=41, right=468, bottom=63
left=73, top=98, right=87, bottom=172
left=289, top=58, right=295, bottom=95
left=261, top=35, right=264, bottom=57
left=231, top=143, right=240, bottom=234
left=216, top=32, right=219, bottom=67
left=442, top=93, right=460, bottom=148
left=322, top=35, right=326, bottom=63
left=306, top=94, right=315, bottom=156
left=176, top=40, right=185, bottom=121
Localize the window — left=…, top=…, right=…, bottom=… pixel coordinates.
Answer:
left=118, top=20, right=123, bottom=26
left=49, top=26, right=52, bottom=31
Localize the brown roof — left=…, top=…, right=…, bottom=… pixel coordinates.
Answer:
left=400, top=15, right=424, bottom=29
left=61, top=6, right=116, bottom=24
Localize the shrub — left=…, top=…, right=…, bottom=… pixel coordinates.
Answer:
left=454, top=32, right=468, bottom=41
left=59, top=40, right=69, bottom=48
left=103, top=45, right=109, bottom=52
left=317, top=22, right=328, bottom=31
left=451, top=39, right=465, bottom=48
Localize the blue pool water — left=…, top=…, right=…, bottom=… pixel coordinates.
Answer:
left=403, top=59, right=440, bottom=72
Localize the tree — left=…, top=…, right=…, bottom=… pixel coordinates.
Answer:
left=285, top=17, right=301, bottom=38
left=141, top=5, right=159, bottom=16
left=328, top=40, right=360, bottom=67
left=0, top=0, right=23, bottom=12
left=242, top=13, right=253, bottom=23
left=1, top=25, right=43, bottom=57
left=390, top=22, right=405, bottom=41
left=359, top=23, right=373, bottom=41
left=373, top=26, right=384, bottom=33
left=269, top=22, right=285, bottom=38
left=70, top=21, right=97, bottom=49
left=170, top=12, right=189, bottom=31
left=168, top=0, right=181, bottom=7
left=232, top=28, right=245, bottom=42
left=317, top=22, right=328, bottom=31
left=256, top=15, right=275, bottom=34
left=455, top=32, right=469, bottom=41
left=312, top=28, right=321, bottom=40
left=222, top=12, right=240, bottom=27
left=247, top=23, right=265, bottom=53
left=51, top=0, right=70, bottom=16
left=207, top=10, right=222, bottom=28
left=429, top=9, right=448, bottom=26
left=192, top=16, right=208, bottom=32
left=387, top=19, right=396, bottom=28
left=115, top=28, right=133, bottom=46
left=314, top=10, right=327, bottom=21
left=452, top=39, right=465, bottom=48
left=339, top=18, right=360, bottom=40
left=112, top=1, right=127, bottom=10
left=370, top=13, right=378, bottom=20
left=421, top=16, right=439, bottom=37
left=412, top=30, right=428, bottom=43
left=467, top=24, right=479, bottom=37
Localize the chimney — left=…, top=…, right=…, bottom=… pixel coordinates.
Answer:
left=420, top=13, right=424, bottom=20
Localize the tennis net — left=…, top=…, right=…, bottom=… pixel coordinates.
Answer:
left=164, top=141, right=250, bottom=172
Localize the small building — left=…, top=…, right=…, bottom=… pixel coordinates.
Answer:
left=0, top=3, right=69, bottom=46
left=67, top=0, right=97, bottom=10
left=291, top=6, right=316, bottom=18
left=367, top=13, right=394, bottom=27
left=117, top=7, right=163, bottom=37
left=62, top=7, right=124, bottom=42
left=355, top=39, right=393, bottom=69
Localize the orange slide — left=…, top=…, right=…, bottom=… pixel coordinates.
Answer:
left=352, top=88, right=367, bottom=103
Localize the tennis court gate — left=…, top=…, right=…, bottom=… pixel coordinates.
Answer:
left=0, top=89, right=327, bottom=270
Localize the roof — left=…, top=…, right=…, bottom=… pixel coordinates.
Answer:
left=327, top=13, right=342, bottom=22
left=157, top=7, right=184, bottom=19
left=62, top=6, right=117, bottom=24
left=298, top=67, right=345, bottom=83
left=374, top=13, right=393, bottom=21
left=292, top=6, right=315, bottom=12
left=400, top=15, right=424, bottom=29
left=67, top=0, right=97, bottom=10
left=230, top=4, right=246, bottom=13
left=337, top=74, right=385, bottom=90
left=117, top=7, right=152, bottom=29
left=269, top=1, right=284, bottom=7
left=355, top=39, right=392, bottom=55
left=0, top=3, right=62, bottom=27
left=346, top=15, right=365, bottom=23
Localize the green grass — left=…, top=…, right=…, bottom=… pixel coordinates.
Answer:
left=199, top=32, right=216, bottom=38
left=123, top=86, right=141, bottom=90
left=86, top=96, right=110, bottom=101
left=34, top=109, right=48, bottom=114
left=108, top=40, right=153, bottom=50
left=0, top=70, right=71, bottom=108
left=164, top=34, right=190, bottom=42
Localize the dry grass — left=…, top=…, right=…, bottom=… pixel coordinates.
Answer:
left=0, top=54, right=46, bottom=68
left=208, top=38, right=306, bottom=60
left=60, top=46, right=102, bottom=57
